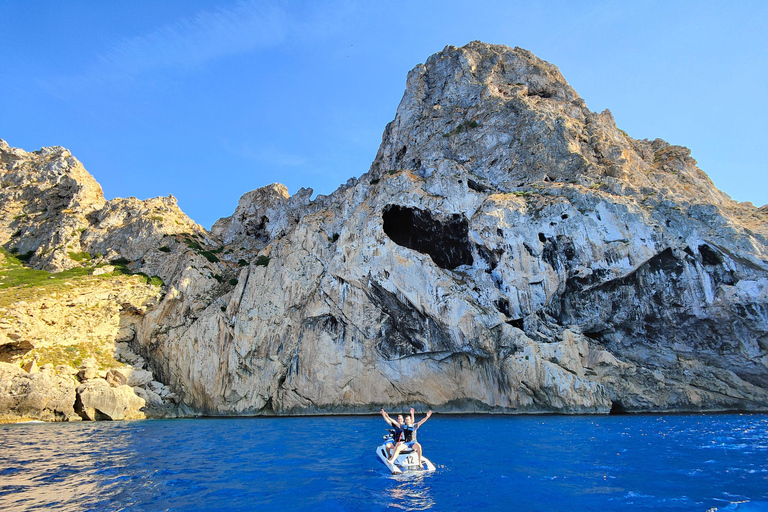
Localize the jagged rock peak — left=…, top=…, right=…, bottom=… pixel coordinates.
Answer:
left=372, top=41, right=585, bottom=183
left=369, top=41, right=765, bottom=235
left=0, top=138, right=106, bottom=217
left=211, top=183, right=295, bottom=251
left=1, top=138, right=206, bottom=272
left=1, top=139, right=106, bottom=269
left=421, top=41, right=578, bottom=104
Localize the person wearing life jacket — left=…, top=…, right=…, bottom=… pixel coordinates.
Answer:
left=387, top=407, right=433, bottom=466
left=380, top=408, right=406, bottom=458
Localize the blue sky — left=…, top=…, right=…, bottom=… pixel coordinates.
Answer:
left=1, top=1, right=766, bottom=228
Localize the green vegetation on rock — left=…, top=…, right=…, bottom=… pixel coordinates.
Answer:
left=0, top=248, right=163, bottom=312
left=443, top=119, right=479, bottom=137
left=1, top=248, right=90, bottom=292
left=67, top=251, right=91, bottom=262
left=18, top=341, right=119, bottom=371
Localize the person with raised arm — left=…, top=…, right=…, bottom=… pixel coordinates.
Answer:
left=380, top=408, right=406, bottom=458
left=387, top=407, right=433, bottom=466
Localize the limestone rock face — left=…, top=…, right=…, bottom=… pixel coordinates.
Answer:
left=133, top=42, right=768, bottom=415
left=211, top=183, right=290, bottom=250
left=2, top=42, right=768, bottom=417
left=0, top=142, right=105, bottom=271
left=80, top=194, right=209, bottom=274
left=106, top=367, right=153, bottom=387
left=0, top=274, right=161, bottom=357
left=0, top=274, right=190, bottom=421
left=75, top=378, right=145, bottom=420
left=0, top=137, right=209, bottom=421
left=0, top=139, right=208, bottom=273
left=0, top=362, right=78, bottom=421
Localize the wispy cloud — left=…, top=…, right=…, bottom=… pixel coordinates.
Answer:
left=55, top=1, right=350, bottom=88
left=97, top=2, right=287, bottom=77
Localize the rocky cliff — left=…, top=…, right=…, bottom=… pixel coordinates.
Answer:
left=2, top=41, right=767, bottom=420
left=0, top=140, right=203, bottom=421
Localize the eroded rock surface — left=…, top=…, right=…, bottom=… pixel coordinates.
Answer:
left=0, top=138, right=208, bottom=273
left=2, top=41, right=767, bottom=418
left=132, top=42, right=768, bottom=415
left=0, top=140, right=203, bottom=421
left=0, top=362, right=78, bottom=421
left=75, top=378, right=145, bottom=420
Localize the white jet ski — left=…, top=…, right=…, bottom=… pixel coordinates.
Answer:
left=376, top=443, right=436, bottom=474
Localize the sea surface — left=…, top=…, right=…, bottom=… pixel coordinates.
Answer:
left=0, top=413, right=766, bottom=511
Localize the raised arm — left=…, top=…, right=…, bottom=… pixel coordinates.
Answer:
left=416, top=410, right=433, bottom=428
left=381, top=408, right=396, bottom=427
left=409, top=407, right=416, bottom=425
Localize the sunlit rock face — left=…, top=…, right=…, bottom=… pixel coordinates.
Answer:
left=0, top=142, right=106, bottom=271
left=3, top=41, right=768, bottom=417
left=0, top=139, right=208, bottom=273
left=0, top=140, right=206, bottom=421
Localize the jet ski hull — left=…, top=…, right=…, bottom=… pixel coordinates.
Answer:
left=376, top=444, right=436, bottom=474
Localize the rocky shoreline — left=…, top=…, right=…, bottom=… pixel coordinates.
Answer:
left=0, top=345, right=190, bottom=423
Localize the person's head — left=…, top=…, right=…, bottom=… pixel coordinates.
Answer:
left=397, top=415, right=404, bottom=425
left=405, top=416, right=414, bottom=426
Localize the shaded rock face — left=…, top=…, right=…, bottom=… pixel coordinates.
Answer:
left=368, top=280, right=452, bottom=359
left=553, top=245, right=768, bottom=408
left=2, top=42, right=768, bottom=417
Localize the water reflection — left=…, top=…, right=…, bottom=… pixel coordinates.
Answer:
left=0, top=422, right=133, bottom=511
left=381, top=472, right=436, bottom=510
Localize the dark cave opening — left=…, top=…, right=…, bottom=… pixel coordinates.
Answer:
left=698, top=244, right=723, bottom=266
left=494, top=298, right=511, bottom=317
left=382, top=205, right=473, bottom=270
left=609, top=400, right=627, bottom=415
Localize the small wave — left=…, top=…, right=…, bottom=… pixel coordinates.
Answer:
left=703, top=443, right=752, bottom=450
left=713, top=501, right=768, bottom=511
left=0, top=467, right=23, bottom=476
left=625, top=491, right=655, bottom=498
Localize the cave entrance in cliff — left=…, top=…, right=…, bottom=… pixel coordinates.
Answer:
left=609, top=400, right=627, bottom=415
left=382, top=205, right=473, bottom=270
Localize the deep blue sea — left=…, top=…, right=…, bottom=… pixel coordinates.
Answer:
left=0, top=414, right=766, bottom=511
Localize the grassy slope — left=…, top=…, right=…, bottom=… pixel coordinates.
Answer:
left=0, top=248, right=160, bottom=369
